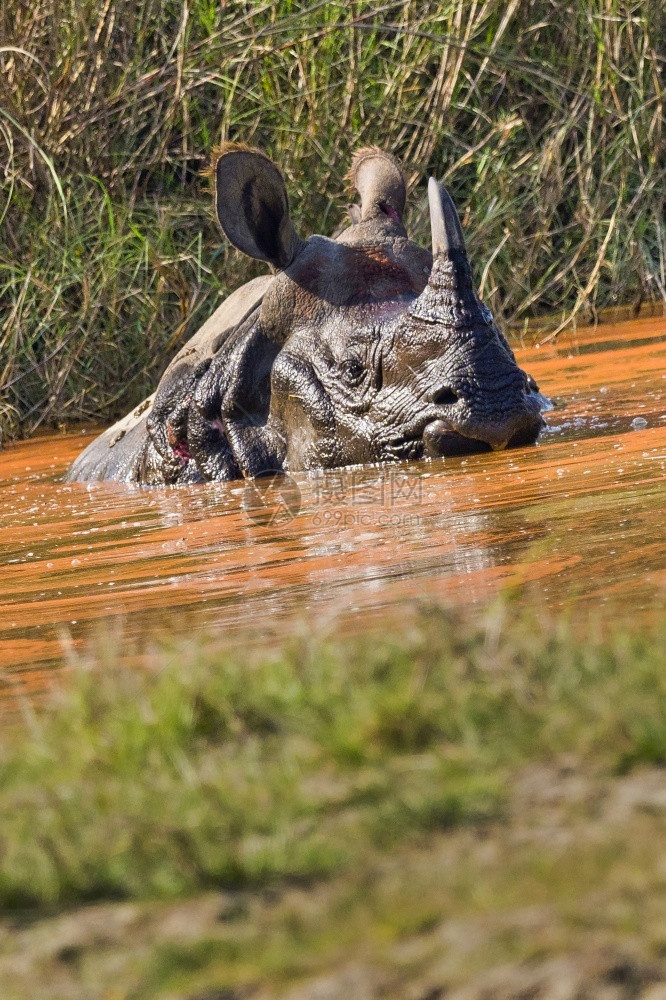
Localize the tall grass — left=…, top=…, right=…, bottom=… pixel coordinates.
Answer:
left=1, top=1, right=664, bottom=441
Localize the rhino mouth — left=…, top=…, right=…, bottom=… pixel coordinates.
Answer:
left=386, top=422, right=484, bottom=461
left=421, top=417, right=543, bottom=458
left=422, top=424, right=491, bottom=457
left=386, top=401, right=543, bottom=461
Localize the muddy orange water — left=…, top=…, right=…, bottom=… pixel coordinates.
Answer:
left=1, top=314, right=665, bottom=694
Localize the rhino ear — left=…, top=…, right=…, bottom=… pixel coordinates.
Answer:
left=347, top=203, right=362, bottom=225
left=349, top=147, right=406, bottom=222
left=214, top=144, right=303, bottom=268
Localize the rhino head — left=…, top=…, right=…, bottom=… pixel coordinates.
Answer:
left=66, top=145, right=545, bottom=485
left=189, top=145, right=543, bottom=479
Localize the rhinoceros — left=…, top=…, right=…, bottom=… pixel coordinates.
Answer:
left=67, top=145, right=544, bottom=484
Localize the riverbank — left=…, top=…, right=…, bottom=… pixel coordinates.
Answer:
left=2, top=605, right=666, bottom=998
left=7, top=769, right=666, bottom=999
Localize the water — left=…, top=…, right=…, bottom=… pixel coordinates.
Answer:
left=1, top=314, right=665, bottom=695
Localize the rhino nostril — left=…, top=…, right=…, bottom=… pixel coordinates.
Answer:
left=432, top=386, right=459, bottom=406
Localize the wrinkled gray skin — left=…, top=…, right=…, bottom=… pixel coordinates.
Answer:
left=67, top=146, right=545, bottom=485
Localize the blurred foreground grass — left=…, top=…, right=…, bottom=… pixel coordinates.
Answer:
left=2, top=601, right=665, bottom=913
left=1, top=1, right=665, bottom=442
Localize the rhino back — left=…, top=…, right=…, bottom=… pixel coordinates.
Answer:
left=162, top=275, right=272, bottom=378
left=64, top=395, right=155, bottom=483
left=66, top=274, right=272, bottom=483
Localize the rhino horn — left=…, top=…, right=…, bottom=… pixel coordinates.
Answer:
left=409, top=180, right=486, bottom=327
left=428, top=177, right=466, bottom=258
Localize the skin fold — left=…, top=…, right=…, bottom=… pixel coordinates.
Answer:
left=66, top=146, right=545, bottom=485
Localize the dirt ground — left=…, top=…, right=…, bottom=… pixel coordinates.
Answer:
left=3, top=759, right=666, bottom=1000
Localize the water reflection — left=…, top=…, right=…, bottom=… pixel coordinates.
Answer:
left=0, top=314, right=665, bottom=693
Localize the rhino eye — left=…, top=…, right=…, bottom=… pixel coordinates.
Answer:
left=339, top=356, right=365, bottom=385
